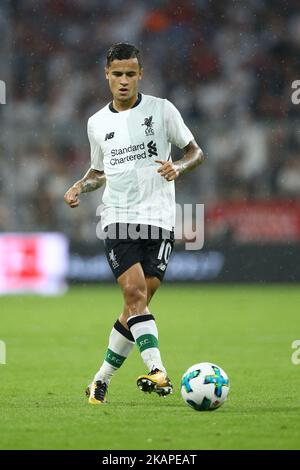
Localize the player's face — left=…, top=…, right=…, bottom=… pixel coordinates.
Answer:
left=105, top=58, right=143, bottom=104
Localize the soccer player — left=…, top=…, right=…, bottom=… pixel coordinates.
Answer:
left=64, top=43, right=204, bottom=404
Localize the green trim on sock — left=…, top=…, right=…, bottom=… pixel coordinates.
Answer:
left=105, top=348, right=126, bottom=368
left=136, top=334, right=158, bottom=353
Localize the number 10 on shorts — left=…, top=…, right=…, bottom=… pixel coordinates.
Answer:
left=158, top=241, right=172, bottom=264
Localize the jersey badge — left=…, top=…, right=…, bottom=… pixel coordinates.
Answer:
left=142, top=116, right=154, bottom=136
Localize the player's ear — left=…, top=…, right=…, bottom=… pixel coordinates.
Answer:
left=105, top=67, right=109, bottom=80
left=139, top=67, right=144, bottom=80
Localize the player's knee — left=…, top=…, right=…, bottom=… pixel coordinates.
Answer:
left=123, top=284, right=147, bottom=310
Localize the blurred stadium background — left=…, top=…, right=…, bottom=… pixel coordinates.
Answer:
left=1, top=0, right=300, bottom=452
left=1, top=0, right=300, bottom=292
left=1, top=0, right=300, bottom=291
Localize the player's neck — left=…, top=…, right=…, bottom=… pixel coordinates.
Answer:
left=112, top=94, right=139, bottom=112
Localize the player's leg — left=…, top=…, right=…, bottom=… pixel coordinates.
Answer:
left=134, top=274, right=172, bottom=396
left=88, top=315, right=135, bottom=404
left=116, top=267, right=172, bottom=396
left=145, top=275, right=161, bottom=305
left=88, top=226, right=144, bottom=404
left=118, top=272, right=160, bottom=327
left=133, top=229, right=175, bottom=396
left=89, top=270, right=167, bottom=401
left=88, top=225, right=172, bottom=403
left=94, top=274, right=158, bottom=394
left=93, top=273, right=160, bottom=394
left=118, top=261, right=148, bottom=323
left=118, top=266, right=165, bottom=372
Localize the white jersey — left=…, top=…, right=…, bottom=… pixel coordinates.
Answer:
left=87, top=93, right=194, bottom=231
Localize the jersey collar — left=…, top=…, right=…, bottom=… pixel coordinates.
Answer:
left=109, top=93, right=142, bottom=113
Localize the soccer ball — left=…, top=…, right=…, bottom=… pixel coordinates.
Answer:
left=180, top=362, right=230, bottom=411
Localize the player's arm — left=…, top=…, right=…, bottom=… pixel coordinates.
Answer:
left=155, top=139, right=204, bottom=182
left=64, top=168, right=106, bottom=208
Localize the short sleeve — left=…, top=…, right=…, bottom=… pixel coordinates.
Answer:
left=87, top=118, right=104, bottom=171
left=164, top=99, right=194, bottom=149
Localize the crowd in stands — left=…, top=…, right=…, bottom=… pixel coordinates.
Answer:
left=1, top=0, right=300, bottom=241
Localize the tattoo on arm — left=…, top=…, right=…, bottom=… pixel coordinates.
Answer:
left=74, top=169, right=106, bottom=194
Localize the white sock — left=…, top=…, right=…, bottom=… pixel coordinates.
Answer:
left=127, top=313, right=166, bottom=373
left=94, top=319, right=135, bottom=385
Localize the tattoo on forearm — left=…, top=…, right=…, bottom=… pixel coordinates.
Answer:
left=75, top=169, right=105, bottom=194
left=80, top=178, right=103, bottom=193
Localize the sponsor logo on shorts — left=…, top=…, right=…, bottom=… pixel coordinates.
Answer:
left=109, top=249, right=119, bottom=269
left=157, top=263, right=167, bottom=271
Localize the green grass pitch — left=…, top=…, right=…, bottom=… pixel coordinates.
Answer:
left=0, top=285, right=300, bottom=450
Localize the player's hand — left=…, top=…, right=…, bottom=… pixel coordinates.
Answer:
left=155, top=160, right=181, bottom=181
left=64, top=185, right=81, bottom=208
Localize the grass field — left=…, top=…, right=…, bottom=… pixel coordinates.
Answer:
left=0, top=285, right=300, bottom=450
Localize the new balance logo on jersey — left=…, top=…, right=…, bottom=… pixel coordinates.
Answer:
left=147, top=141, right=158, bottom=157
left=105, top=132, right=115, bottom=141
left=142, top=116, right=154, bottom=136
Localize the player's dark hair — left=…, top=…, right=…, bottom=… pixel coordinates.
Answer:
left=106, top=43, right=141, bottom=67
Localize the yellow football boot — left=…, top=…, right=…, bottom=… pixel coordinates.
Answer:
left=137, top=368, right=173, bottom=397
left=86, top=380, right=108, bottom=404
